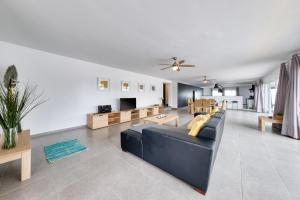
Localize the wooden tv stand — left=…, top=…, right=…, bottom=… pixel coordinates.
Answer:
left=87, top=106, right=164, bottom=129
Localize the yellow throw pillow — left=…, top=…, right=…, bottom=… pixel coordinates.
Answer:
left=187, top=115, right=203, bottom=129
left=213, top=106, right=219, bottom=113
left=201, top=114, right=210, bottom=122
left=211, top=107, right=219, bottom=114
left=187, top=114, right=210, bottom=129
left=188, top=119, right=207, bottom=137
left=204, top=114, right=210, bottom=120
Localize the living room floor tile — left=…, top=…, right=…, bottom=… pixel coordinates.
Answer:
left=0, top=110, right=299, bottom=199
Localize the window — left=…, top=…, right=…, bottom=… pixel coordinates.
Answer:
left=212, top=89, right=222, bottom=96
left=224, top=88, right=237, bottom=96
left=270, top=81, right=277, bottom=112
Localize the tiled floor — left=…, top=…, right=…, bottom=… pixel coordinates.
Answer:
left=0, top=109, right=300, bottom=200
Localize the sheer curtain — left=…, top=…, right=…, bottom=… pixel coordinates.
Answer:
left=262, top=83, right=272, bottom=113
left=254, top=80, right=272, bottom=113
left=254, top=79, right=264, bottom=112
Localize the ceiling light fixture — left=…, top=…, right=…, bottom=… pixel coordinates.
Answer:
left=202, top=76, right=215, bottom=84
left=172, top=66, right=180, bottom=71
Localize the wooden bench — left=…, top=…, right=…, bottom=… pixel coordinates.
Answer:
left=0, top=130, right=31, bottom=181
left=258, top=116, right=282, bottom=133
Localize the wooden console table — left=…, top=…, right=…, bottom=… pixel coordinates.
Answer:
left=258, top=116, right=282, bottom=133
left=87, top=106, right=164, bottom=129
left=0, top=130, right=31, bottom=181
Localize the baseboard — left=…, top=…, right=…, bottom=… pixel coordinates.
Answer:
left=177, top=107, right=188, bottom=110
left=31, top=125, right=87, bottom=138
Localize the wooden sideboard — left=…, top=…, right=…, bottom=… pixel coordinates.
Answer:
left=87, top=106, right=164, bottom=129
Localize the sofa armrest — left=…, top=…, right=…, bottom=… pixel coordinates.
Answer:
left=121, top=129, right=143, bottom=158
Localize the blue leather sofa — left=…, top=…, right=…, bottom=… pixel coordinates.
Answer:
left=120, top=111, right=225, bottom=194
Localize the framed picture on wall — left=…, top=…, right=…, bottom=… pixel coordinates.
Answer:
left=138, top=83, right=145, bottom=92
left=121, top=81, right=130, bottom=92
left=97, top=78, right=110, bottom=91
left=150, top=85, right=156, bottom=92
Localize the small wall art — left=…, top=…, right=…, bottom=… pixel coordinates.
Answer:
left=121, top=81, right=130, bottom=91
left=138, top=83, right=145, bottom=92
left=150, top=85, right=156, bottom=92
left=97, top=78, right=110, bottom=91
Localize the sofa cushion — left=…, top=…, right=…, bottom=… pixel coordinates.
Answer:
left=198, top=126, right=217, bottom=140
left=197, top=118, right=221, bottom=140
left=212, top=112, right=224, bottom=119
left=216, top=110, right=225, bottom=114
left=205, top=118, right=221, bottom=128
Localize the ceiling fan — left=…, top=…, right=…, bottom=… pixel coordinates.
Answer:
left=160, top=57, right=195, bottom=71
left=200, top=76, right=216, bottom=84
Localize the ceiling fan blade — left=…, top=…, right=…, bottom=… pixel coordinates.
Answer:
left=179, top=64, right=195, bottom=67
left=178, top=60, right=185, bottom=64
left=160, top=66, right=173, bottom=70
left=159, top=64, right=171, bottom=65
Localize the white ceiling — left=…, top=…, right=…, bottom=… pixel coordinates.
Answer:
left=1, top=0, right=300, bottom=86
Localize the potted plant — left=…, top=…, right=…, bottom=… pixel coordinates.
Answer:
left=0, top=65, right=45, bottom=149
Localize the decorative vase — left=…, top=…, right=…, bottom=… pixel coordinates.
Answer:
left=2, top=127, right=17, bottom=149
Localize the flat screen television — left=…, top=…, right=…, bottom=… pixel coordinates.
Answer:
left=120, top=98, right=136, bottom=111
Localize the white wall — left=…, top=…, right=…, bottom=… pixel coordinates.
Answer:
left=170, top=82, right=178, bottom=108
left=0, top=41, right=170, bottom=134
left=238, top=86, right=251, bottom=105
left=203, top=88, right=212, bottom=96
left=263, top=66, right=280, bottom=83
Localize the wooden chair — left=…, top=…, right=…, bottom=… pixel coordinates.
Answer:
left=208, top=99, right=216, bottom=106
left=202, top=100, right=211, bottom=107
left=187, top=98, right=194, bottom=114
left=194, top=100, right=203, bottom=113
